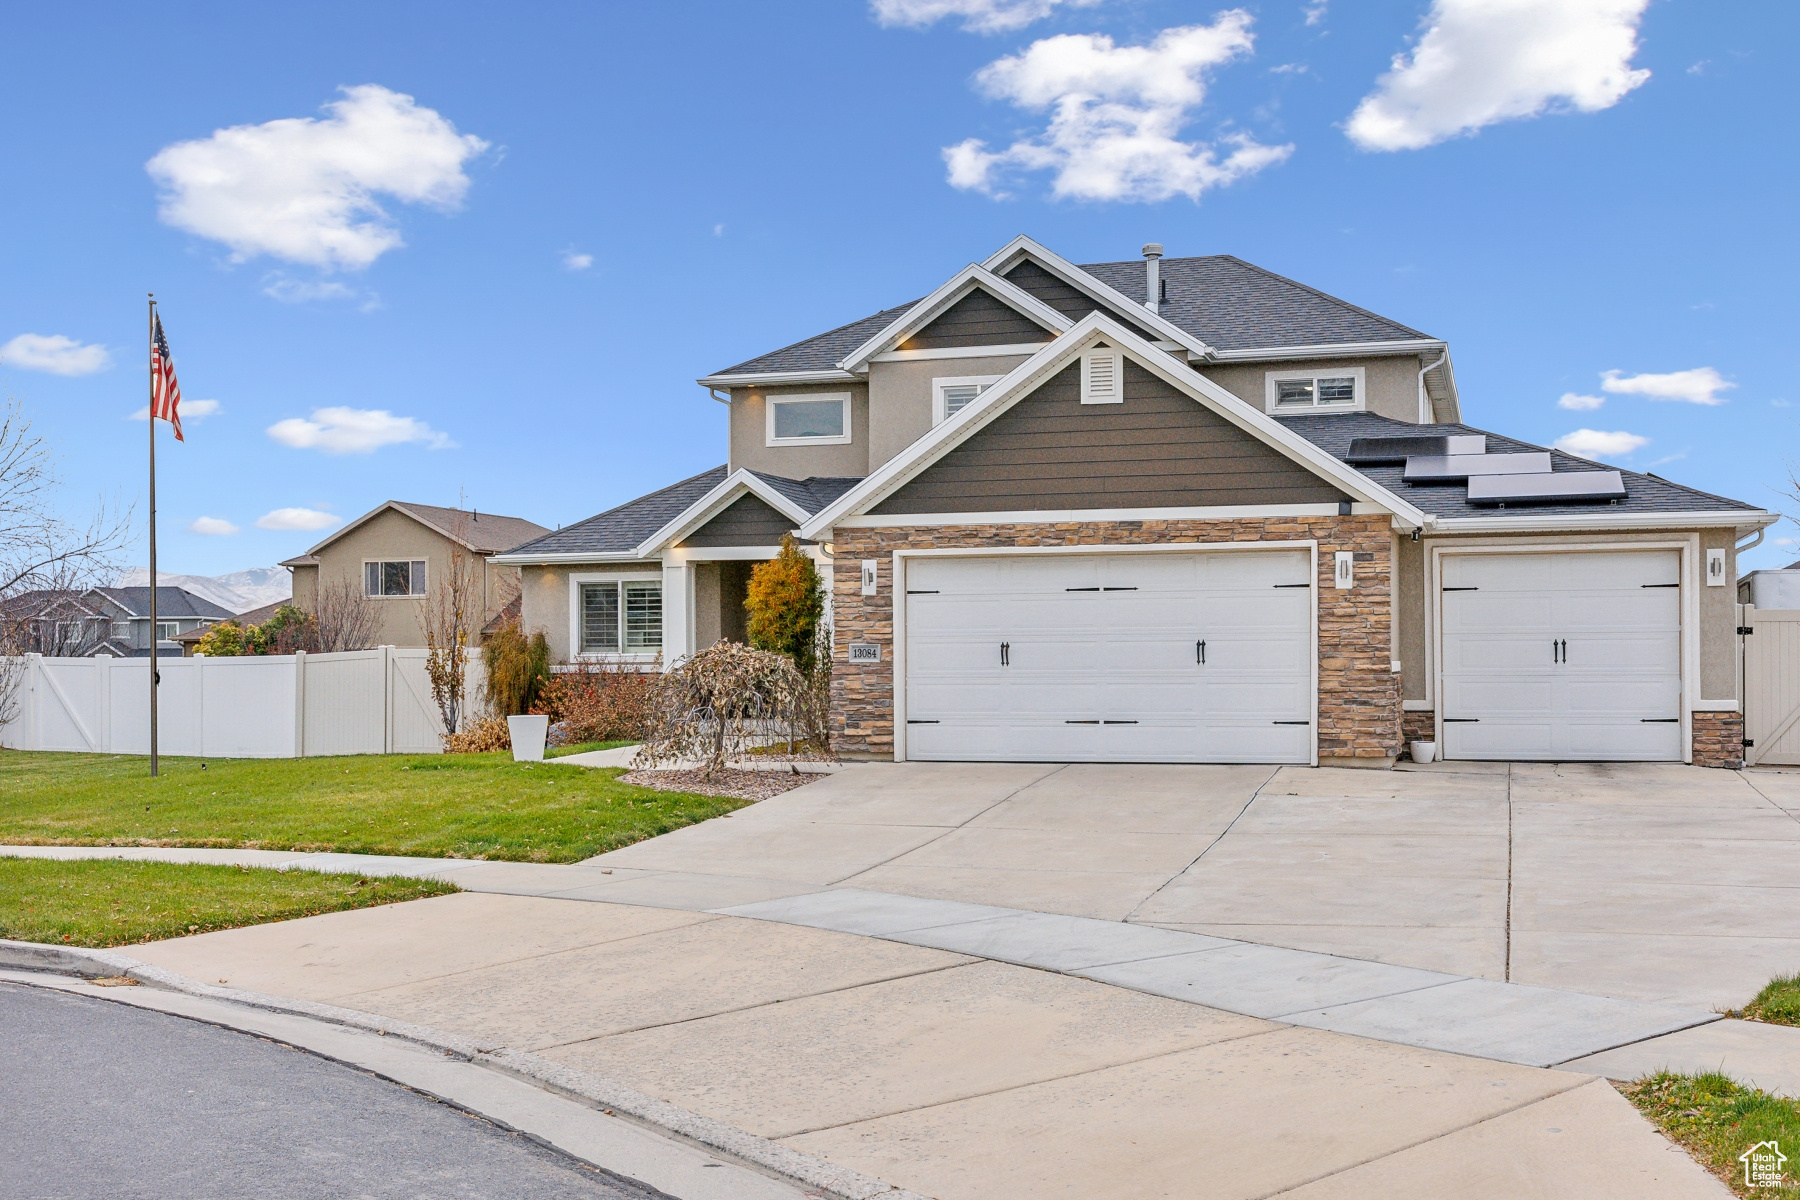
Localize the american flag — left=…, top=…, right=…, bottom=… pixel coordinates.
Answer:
left=150, top=312, right=183, bottom=442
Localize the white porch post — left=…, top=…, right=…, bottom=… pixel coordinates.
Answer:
left=661, top=555, right=692, bottom=669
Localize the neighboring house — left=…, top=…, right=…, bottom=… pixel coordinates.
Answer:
left=171, top=597, right=292, bottom=655
left=284, top=501, right=549, bottom=649
left=3, top=586, right=232, bottom=657
left=494, top=236, right=1773, bottom=768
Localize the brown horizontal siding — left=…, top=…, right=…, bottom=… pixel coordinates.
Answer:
left=1002, top=260, right=1162, bottom=342
left=900, top=288, right=1054, bottom=351
left=678, top=494, right=795, bottom=547
left=871, top=361, right=1344, bottom=514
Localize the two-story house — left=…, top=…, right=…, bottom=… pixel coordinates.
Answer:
left=2, top=586, right=233, bottom=657
left=494, top=237, right=1772, bottom=769
left=283, top=501, right=550, bottom=649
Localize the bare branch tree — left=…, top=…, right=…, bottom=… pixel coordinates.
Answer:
left=312, top=579, right=379, bottom=653
left=423, top=525, right=478, bottom=736
left=0, top=398, right=132, bottom=598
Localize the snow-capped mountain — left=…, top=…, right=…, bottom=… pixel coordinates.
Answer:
left=114, top=566, right=291, bottom=614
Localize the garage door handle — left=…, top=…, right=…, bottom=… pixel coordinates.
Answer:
left=1196, top=639, right=1206, bottom=664
left=1442, top=717, right=1479, bottom=722
left=1272, top=720, right=1310, bottom=725
left=1641, top=718, right=1680, bottom=723
left=1000, top=641, right=1010, bottom=666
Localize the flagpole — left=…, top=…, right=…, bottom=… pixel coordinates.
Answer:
left=147, top=294, right=159, bottom=778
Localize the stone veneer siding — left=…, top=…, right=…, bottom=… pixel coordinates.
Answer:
left=830, top=516, right=1399, bottom=763
left=1691, top=710, right=1744, bottom=770
left=1401, top=709, right=1436, bottom=759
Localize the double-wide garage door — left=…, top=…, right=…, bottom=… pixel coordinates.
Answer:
left=903, top=551, right=1312, bottom=763
left=1439, top=550, right=1683, bottom=761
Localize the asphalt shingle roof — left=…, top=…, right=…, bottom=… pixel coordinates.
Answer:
left=710, top=254, right=1432, bottom=377
left=504, top=468, right=865, bottom=560
left=388, top=502, right=550, bottom=554
left=1280, top=412, right=1760, bottom=520
left=95, top=586, right=235, bottom=620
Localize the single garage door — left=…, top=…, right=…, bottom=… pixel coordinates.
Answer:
left=1439, top=549, right=1682, bottom=761
left=903, top=550, right=1313, bottom=763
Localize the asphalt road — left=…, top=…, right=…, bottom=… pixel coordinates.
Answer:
left=0, top=981, right=672, bottom=1200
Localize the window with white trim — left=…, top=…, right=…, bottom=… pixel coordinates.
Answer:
left=1080, top=349, right=1123, bottom=404
left=580, top=581, right=662, bottom=654
left=156, top=622, right=178, bottom=641
left=765, top=393, right=851, bottom=446
left=932, top=374, right=1002, bottom=424
left=365, top=560, right=428, bottom=597
left=1264, top=367, right=1365, bottom=415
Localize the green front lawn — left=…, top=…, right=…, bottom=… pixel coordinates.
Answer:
left=1624, top=1072, right=1800, bottom=1197
left=0, top=858, right=458, bottom=947
left=0, top=750, right=755, bottom=863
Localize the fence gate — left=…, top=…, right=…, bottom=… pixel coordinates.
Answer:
left=1743, top=606, right=1800, bottom=766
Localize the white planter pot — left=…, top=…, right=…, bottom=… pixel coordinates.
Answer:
left=507, top=714, right=549, bottom=763
left=1410, top=740, right=1437, bottom=765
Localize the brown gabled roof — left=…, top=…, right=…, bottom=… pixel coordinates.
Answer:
left=302, top=501, right=551, bottom=558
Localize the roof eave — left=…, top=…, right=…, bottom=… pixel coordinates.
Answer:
left=1427, top=509, right=1777, bottom=534
left=1207, top=338, right=1447, bottom=362
left=833, top=264, right=1073, bottom=375
left=631, top=469, right=811, bottom=558
left=695, top=368, right=860, bottom=389
left=487, top=549, right=658, bottom=566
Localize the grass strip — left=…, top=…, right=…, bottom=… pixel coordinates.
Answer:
left=0, top=749, right=756, bottom=863
left=0, top=858, right=457, bottom=948
left=545, top=740, right=637, bottom=759
left=1622, top=1072, right=1800, bottom=1198
left=1725, top=973, right=1800, bottom=1027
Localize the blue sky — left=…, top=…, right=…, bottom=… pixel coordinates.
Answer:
left=2, top=0, right=1794, bottom=578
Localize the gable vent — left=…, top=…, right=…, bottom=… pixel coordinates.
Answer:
left=1081, top=350, right=1122, bottom=405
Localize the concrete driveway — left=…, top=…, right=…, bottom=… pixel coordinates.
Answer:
left=588, top=760, right=1800, bottom=1010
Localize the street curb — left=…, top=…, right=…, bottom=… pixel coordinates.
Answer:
left=0, top=939, right=929, bottom=1200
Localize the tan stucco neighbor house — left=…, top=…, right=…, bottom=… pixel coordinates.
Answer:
left=284, top=501, right=549, bottom=649
left=492, top=236, right=1774, bottom=768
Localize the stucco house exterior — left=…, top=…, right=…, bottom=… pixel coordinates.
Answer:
left=284, top=501, right=549, bottom=649
left=493, top=236, right=1773, bottom=768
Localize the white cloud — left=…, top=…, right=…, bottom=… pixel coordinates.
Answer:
left=189, top=516, right=240, bottom=536
left=943, top=16, right=1291, bottom=202
left=713, top=223, right=725, bottom=237
left=131, top=397, right=220, bottom=422
left=255, top=507, right=341, bottom=532
left=1557, top=392, right=1605, bottom=411
left=1554, top=428, right=1648, bottom=459
left=561, top=250, right=593, bottom=272
left=267, top=406, right=453, bottom=454
left=0, top=333, right=112, bottom=376
left=1303, top=1, right=1329, bottom=26
left=1601, top=366, right=1733, bottom=406
left=871, top=0, right=1102, bottom=34
left=1346, top=0, right=1651, bottom=152
left=146, top=84, right=488, bottom=270
left=263, top=276, right=358, bottom=303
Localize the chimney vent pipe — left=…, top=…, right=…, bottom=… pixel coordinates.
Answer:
left=1141, top=243, right=1164, bottom=313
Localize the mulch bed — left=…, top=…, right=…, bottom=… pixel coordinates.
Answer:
left=617, top=767, right=818, bottom=802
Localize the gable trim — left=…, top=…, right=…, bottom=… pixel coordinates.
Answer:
left=633, top=469, right=810, bottom=557
left=840, top=503, right=1374, bottom=528
left=835, top=265, right=1071, bottom=375
left=797, top=312, right=1429, bottom=541
left=981, top=236, right=1216, bottom=361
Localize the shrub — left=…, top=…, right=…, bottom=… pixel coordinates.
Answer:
left=534, top=663, right=655, bottom=744
left=745, top=536, right=824, bottom=676
left=444, top=714, right=511, bottom=754
left=638, top=642, right=808, bottom=774
left=192, top=620, right=262, bottom=657
left=483, top=625, right=551, bottom=716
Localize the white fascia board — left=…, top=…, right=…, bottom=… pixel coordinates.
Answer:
left=835, top=264, right=1072, bottom=375
left=1208, top=339, right=1447, bottom=362
left=488, top=549, right=651, bottom=565
left=695, top=368, right=859, bottom=388
left=1429, top=509, right=1777, bottom=534
left=979, top=235, right=1216, bottom=361
left=870, top=342, right=1050, bottom=363
left=632, top=469, right=810, bottom=557
left=799, top=311, right=1427, bottom=541
left=839, top=503, right=1369, bottom=528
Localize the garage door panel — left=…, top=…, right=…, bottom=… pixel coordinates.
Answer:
left=904, top=550, right=1311, bottom=764
left=1439, top=550, right=1682, bottom=762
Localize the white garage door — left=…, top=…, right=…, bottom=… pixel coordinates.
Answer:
left=1439, top=550, right=1683, bottom=761
left=902, top=551, right=1313, bottom=763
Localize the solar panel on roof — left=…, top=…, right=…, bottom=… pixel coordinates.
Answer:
left=1466, top=471, right=1627, bottom=505
left=1404, top=452, right=1552, bottom=482
left=1345, top=434, right=1485, bottom=464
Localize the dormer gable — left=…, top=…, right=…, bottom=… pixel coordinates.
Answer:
left=896, top=285, right=1057, bottom=352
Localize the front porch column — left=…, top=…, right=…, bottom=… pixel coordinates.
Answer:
left=661, top=556, right=692, bottom=668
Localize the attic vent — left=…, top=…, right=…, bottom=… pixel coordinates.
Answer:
left=1081, top=350, right=1123, bottom=405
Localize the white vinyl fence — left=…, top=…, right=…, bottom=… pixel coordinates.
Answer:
left=1743, top=606, right=1800, bottom=767
left=0, top=647, right=486, bottom=759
